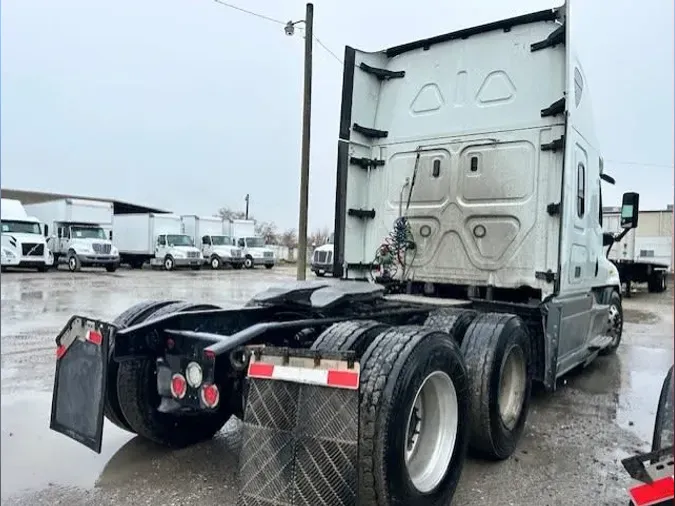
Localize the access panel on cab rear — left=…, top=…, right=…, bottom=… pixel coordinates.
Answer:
left=333, top=7, right=567, bottom=295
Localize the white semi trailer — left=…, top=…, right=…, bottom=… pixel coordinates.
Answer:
left=603, top=211, right=669, bottom=294
left=25, top=199, right=119, bottom=272
left=181, top=215, right=244, bottom=270
left=1, top=198, right=53, bottom=272
left=229, top=219, right=275, bottom=269
left=114, top=213, right=203, bottom=271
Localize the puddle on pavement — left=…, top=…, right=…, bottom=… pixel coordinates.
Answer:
left=1, top=392, right=133, bottom=500
left=624, top=309, right=660, bottom=325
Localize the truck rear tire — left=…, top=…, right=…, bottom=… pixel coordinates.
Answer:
left=424, top=308, right=478, bottom=346
left=460, top=313, right=532, bottom=460
left=106, top=300, right=179, bottom=432
left=648, top=272, right=667, bottom=294
left=311, top=320, right=390, bottom=357
left=358, top=326, right=470, bottom=506
left=599, top=291, right=623, bottom=356
left=652, top=365, right=674, bottom=453
left=116, top=302, right=233, bottom=447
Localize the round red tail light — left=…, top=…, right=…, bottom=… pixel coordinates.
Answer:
left=201, top=383, right=220, bottom=408
left=170, top=373, right=187, bottom=399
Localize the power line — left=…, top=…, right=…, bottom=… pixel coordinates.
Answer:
left=211, top=0, right=343, bottom=65
left=605, top=159, right=674, bottom=169
left=212, top=0, right=286, bottom=25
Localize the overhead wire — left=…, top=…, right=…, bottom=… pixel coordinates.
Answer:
left=211, top=0, right=343, bottom=65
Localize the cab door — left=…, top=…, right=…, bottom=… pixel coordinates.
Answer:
left=156, top=234, right=168, bottom=258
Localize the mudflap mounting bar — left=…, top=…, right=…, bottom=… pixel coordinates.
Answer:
left=237, top=347, right=360, bottom=505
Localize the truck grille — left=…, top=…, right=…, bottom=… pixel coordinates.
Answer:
left=187, top=251, right=200, bottom=259
left=21, top=243, right=44, bottom=256
left=314, top=251, right=332, bottom=264
left=92, top=243, right=112, bottom=254
left=264, top=251, right=273, bottom=258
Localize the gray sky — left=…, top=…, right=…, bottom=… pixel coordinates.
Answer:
left=1, top=0, right=673, bottom=231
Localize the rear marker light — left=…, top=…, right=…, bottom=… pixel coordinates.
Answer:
left=170, top=373, right=187, bottom=399
left=629, top=476, right=674, bottom=506
left=201, top=383, right=220, bottom=408
left=204, top=349, right=216, bottom=361
left=56, top=345, right=66, bottom=359
left=86, top=330, right=103, bottom=346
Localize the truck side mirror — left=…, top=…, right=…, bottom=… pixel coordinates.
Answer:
left=44, top=225, right=49, bottom=237
left=602, top=232, right=615, bottom=247
left=620, top=192, right=640, bottom=229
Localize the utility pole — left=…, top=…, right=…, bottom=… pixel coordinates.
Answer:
left=285, top=3, right=313, bottom=281
left=244, top=194, right=250, bottom=220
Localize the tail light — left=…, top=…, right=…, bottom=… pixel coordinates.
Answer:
left=170, top=373, right=187, bottom=399
left=201, top=383, right=220, bottom=408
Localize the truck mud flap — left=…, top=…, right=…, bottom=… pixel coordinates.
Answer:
left=238, top=348, right=359, bottom=506
left=50, top=316, right=112, bottom=453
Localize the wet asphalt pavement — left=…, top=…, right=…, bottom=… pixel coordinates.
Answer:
left=1, top=266, right=673, bottom=505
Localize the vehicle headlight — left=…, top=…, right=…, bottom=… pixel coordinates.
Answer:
left=2, top=248, right=14, bottom=258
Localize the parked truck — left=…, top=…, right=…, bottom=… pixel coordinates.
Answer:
left=181, top=215, right=244, bottom=270
left=229, top=219, right=275, bottom=269
left=25, top=198, right=119, bottom=272
left=603, top=211, right=669, bottom=295
left=50, top=4, right=643, bottom=505
left=311, top=237, right=334, bottom=277
left=114, top=213, right=203, bottom=270
left=1, top=198, right=53, bottom=272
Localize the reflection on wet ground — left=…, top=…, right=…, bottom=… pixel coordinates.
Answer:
left=1, top=268, right=672, bottom=505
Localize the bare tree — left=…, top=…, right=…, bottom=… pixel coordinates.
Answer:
left=255, top=221, right=279, bottom=244
left=216, top=207, right=249, bottom=221
left=309, top=227, right=331, bottom=248
left=280, top=229, right=298, bottom=249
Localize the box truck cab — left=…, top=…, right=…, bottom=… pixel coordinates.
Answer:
left=229, top=219, right=275, bottom=269
left=114, top=213, right=202, bottom=271
left=181, top=215, right=244, bottom=270
left=24, top=199, right=119, bottom=272
left=1, top=198, right=53, bottom=272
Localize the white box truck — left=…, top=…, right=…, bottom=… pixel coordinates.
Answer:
left=181, top=215, right=244, bottom=270
left=229, top=219, right=275, bottom=269
left=24, top=199, right=119, bottom=272
left=114, top=213, right=203, bottom=271
left=604, top=212, right=669, bottom=294
left=1, top=198, right=54, bottom=272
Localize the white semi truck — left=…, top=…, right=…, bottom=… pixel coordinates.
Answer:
left=1, top=198, right=53, bottom=272
left=311, top=234, right=334, bottom=277
left=114, top=213, right=203, bottom=271
left=25, top=199, right=119, bottom=272
left=229, top=219, right=275, bottom=269
left=181, top=215, right=244, bottom=270
left=50, top=4, right=648, bottom=505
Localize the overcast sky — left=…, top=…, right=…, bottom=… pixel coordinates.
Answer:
left=1, top=0, right=673, bottom=231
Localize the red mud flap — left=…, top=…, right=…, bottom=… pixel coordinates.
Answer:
left=237, top=348, right=360, bottom=506
left=49, top=316, right=112, bottom=453
left=629, top=476, right=674, bottom=506
left=624, top=447, right=675, bottom=506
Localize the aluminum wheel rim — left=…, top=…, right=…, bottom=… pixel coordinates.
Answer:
left=607, top=304, right=622, bottom=345
left=69, top=257, right=76, bottom=269
left=245, top=258, right=252, bottom=268
left=165, top=258, right=172, bottom=269
left=404, top=371, right=458, bottom=493
left=498, top=346, right=526, bottom=430
left=211, top=257, right=219, bottom=269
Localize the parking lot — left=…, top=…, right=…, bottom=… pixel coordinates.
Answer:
left=1, top=266, right=673, bottom=505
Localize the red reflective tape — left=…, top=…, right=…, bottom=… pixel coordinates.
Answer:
left=86, top=330, right=103, bottom=346
left=56, top=345, right=66, bottom=359
left=629, top=476, right=674, bottom=506
left=327, top=370, right=359, bottom=389
left=248, top=362, right=274, bottom=378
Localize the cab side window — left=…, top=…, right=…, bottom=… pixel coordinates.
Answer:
left=238, top=238, right=245, bottom=248
left=158, top=235, right=166, bottom=246
left=577, top=162, right=586, bottom=218
left=202, top=236, right=211, bottom=245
